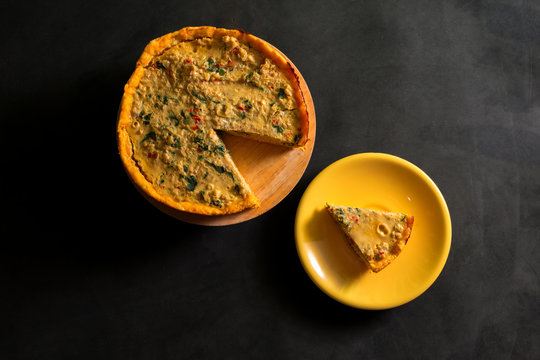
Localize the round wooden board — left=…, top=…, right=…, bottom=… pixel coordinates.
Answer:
left=132, top=43, right=316, bottom=226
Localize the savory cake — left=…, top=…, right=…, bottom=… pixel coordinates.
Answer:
left=326, top=204, right=414, bottom=272
left=117, top=27, right=310, bottom=215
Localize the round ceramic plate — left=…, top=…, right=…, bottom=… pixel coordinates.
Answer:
left=295, top=153, right=452, bottom=309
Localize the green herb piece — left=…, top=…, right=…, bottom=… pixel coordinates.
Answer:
left=269, top=102, right=275, bottom=107
left=294, top=134, right=302, bottom=143
left=200, top=190, right=206, bottom=200
left=168, top=159, right=177, bottom=169
left=140, top=131, right=157, bottom=144
left=277, top=87, right=286, bottom=98
left=197, top=155, right=203, bottom=161
left=183, top=165, right=189, bottom=173
left=205, top=161, right=235, bottom=181
left=185, top=175, right=198, bottom=191
left=180, top=110, right=188, bottom=123
left=191, top=90, right=208, bottom=104
left=213, top=144, right=227, bottom=155
left=168, top=113, right=179, bottom=126
left=155, top=61, right=167, bottom=71
left=172, top=138, right=182, bottom=148
left=206, top=58, right=227, bottom=77
left=247, top=81, right=264, bottom=90
left=143, top=117, right=150, bottom=126
left=245, top=72, right=254, bottom=81
left=206, top=162, right=226, bottom=174
left=193, top=136, right=209, bottom=151
left=243, top=99, right=253, bottom=109
left=272, top=124, right=284, bottom=134
left=210, top=199, right=223, bottom=208
left=203, top=172, right=208, bottom=180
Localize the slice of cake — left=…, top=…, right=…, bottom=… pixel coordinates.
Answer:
left=326, top=204, right=414, bottom=272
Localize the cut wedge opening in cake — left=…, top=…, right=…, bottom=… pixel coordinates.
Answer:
left=326, top=204, right=414, bottom=273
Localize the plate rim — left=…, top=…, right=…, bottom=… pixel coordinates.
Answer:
left=294, top=152, right=452, bottom=310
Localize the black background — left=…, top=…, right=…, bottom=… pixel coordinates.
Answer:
left=2, top=0, right=539, bottom=359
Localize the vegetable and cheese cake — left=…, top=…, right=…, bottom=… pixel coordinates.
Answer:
left=326, top=204, right=414, bottom=272
left=117, top=27, right=309, bottom=215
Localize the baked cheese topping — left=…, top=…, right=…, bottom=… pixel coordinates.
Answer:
left=326, top=204, right=414, bottom=272
left=124, top=34, right=306, bottom=212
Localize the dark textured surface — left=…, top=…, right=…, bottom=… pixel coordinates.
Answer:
left=2, top=0, right=539, bottom=359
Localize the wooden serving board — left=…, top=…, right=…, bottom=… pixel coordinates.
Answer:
left=135, top=45, right=316, bottom=226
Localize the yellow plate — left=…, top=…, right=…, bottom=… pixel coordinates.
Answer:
left=295, top=153, right=452, bottom=309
